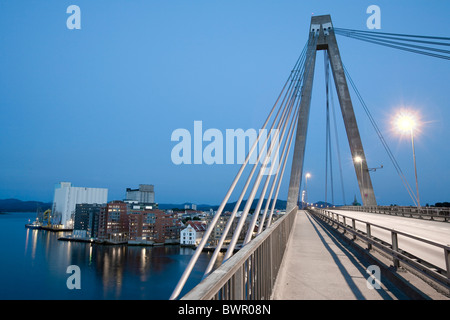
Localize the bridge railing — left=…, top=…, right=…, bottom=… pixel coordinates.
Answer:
left=332, top=205, right=450, bottom=222
left=310, top=208, right=450, bottom=293
left=181, top=207, right=297, bottom=300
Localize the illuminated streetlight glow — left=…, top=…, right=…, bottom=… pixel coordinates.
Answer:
left=354, top=156, right=365, bottom=203
left=397, top=115, right=417, bottom=133
left=393, top=109, right=421, bottom=209
left=302, top=172, right=311, bottom=208
left=394, top=110, right=418, bottom=133
left=393, top=110, right=421, bottom=136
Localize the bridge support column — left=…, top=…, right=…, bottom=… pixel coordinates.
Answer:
left=287, top=15, right=376, bottom=211
left=286, top=32, right=318, bottom=212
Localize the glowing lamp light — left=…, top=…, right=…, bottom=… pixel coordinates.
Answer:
left=396, top=114, right=417, bottom=133
left=392, top=109, right=422, bottom=209
left=393, top=110, right=421, bottom=136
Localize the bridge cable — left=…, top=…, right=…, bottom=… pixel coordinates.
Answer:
left=324, top=50, right=335, bottom=206
left=333, top=27, right=435, bottom=204
left=225, top=33, right=319, bottom=253
left=169, top=40, right=309, bottom=300
left=334, top=27, right=450, bottom=42
left=243, top=39, right=312, bottom=242
left=336, top=28, right=450, bottom=53
left=243, top=83, right=301, bottom=245
left=213, top=33, right=317, bottom=265
left=334, top=28, right=450, bottom=61
left=223, top=64, right=302, bottom=261
left=210, top=41, right=308, bottom=266
left=328, top=60, right=347, bottom=205
left=336, top=32, right=450, bottom=58
left=342, top=64, right=419, bottom=206
left=250, top=49, right=305, bottom=240
left=257, top=97, right=299, bottom=234
left=201, top=39, right=311, bottom=278
left=264, top=34, right=320, bottom=228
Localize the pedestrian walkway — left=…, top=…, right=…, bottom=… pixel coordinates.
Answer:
left=271, top=210, right=409, bottom=300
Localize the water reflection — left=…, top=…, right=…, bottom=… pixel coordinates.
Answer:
left=21, top=221, right=224, bottom=299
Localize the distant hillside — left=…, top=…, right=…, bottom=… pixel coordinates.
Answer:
left=312, top=201, right=335, bottom=207
left=158, top=199, right=288, bottom=212
left=0, top=199, right=52, bottom=213
left=0, top=198, right=286, bottom=213
left=215, top=199, right=288, bottom=212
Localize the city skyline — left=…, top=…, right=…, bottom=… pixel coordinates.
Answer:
left=1, top=1, right=449, bottom=207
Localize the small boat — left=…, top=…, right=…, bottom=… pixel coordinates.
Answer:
left=25, top=219, right=42, bottom=229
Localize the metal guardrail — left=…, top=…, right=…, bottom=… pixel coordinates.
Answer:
left=310, top=208, right=450, bottom=292
left=181, top=207, right=298, bottom=300
left=334, top=205, right=450, bottom=222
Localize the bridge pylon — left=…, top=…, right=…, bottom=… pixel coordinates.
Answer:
left=286, top=15, right=377, bottom=211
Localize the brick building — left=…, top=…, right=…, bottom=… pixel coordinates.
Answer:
left=153, top=209, right=183, bottom=243
left=128, top=209, right=156, bottom=241
left=98, top=201, right=129, bottom=241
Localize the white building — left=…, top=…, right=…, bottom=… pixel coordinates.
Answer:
left=125, top=184, right=155, bottom=203
left=184, top=203, right=197, bottom=210
left=52, top=182, right=108, bottom=228
left=180, top=222, right=206, bottom=246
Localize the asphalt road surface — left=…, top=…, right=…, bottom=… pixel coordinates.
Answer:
left=327, top=210, right=450, bottom=270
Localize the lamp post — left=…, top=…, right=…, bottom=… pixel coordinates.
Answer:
left=305, top=173, right=311, bottom=208
left=396, top=112, right=421, bottom=209
left=354, top=156, right=364, bottom=204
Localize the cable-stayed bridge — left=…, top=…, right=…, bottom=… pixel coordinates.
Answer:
left=170, top=15, right=450, bottom=300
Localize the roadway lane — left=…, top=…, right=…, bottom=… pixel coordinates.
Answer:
left=272, top=211, right=410, bottom=300
left=327, top=210, right=450, bottom=270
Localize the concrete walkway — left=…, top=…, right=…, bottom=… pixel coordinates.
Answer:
left=271, top=210, right=409, bottom=300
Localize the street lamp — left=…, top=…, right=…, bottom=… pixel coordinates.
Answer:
left=354, top=156, right=364, bottom=204
left=304, top=173, right=311, bottom=208
left=395, top=111, right=421, bottom=209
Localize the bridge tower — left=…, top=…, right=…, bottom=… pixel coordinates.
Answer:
left=286, top=15, right=376, bottom=211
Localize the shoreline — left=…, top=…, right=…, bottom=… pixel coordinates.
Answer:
left=57, top=235, right=182, bottom=247
left=25, top=224, right=73, bottom=232
left=56, top=235, right=240, bottom=252
left=26, top=223, right=242, bottom=252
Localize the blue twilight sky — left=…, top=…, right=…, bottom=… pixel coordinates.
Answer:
left=0, top=0, right=449, bottom=206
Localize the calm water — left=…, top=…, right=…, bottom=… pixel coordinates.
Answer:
left=0, top=212, right=221, bottom=300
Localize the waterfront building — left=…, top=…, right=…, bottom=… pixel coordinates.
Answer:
left=73, top=203, right=103, bottom=238
left=180, top=221, right=206, bottom=246
left=125, top=184, right=155, bottom=204
left=128, top=208, right=156, bottom=241
left=153, top=209, right=183, bottom=243
left=98, top=201, right=129, bottom=242
left=96, top=200, right=182, bottom=243
left=207, top=212, right=250, bottom=246
left=52, top=182, right=108, bottom=228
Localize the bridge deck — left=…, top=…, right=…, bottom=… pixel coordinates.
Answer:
left=271, top=210, right=409, bottom=300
